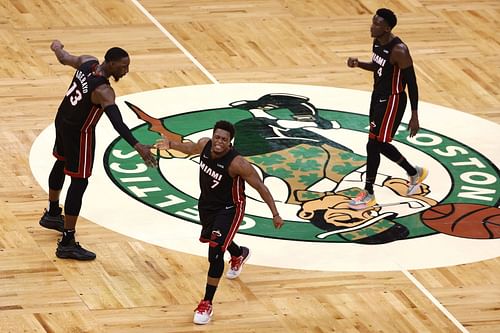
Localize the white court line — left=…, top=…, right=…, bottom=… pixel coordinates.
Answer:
left=402, top=269, right=469, bottom=333
left=130, top=1, right=470, bottom=331
left=130, top=0, right=219, bottom=84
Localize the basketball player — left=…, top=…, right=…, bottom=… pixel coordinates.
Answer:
left=347, top=8, right=427, bottom=210
left=39, top=40, right=157, bottom=260
left=156, top=120, right=284, bottom=325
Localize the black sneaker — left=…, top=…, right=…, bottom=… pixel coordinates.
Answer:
left=56, top=239, right=96, bottom=260
left=39, top=209, right=64, bottom=232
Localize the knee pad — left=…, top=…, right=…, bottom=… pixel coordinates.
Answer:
left=380, top=142, right=402, bottom=162
left=64, top=177, right=89, bottom=216
left=366, top=139, right=381, bottom=154
left=208, top=245, right=224, bottom=278
left=208, top=245, right=223, bottom=263
left=48, top=160, right=66, bottom=190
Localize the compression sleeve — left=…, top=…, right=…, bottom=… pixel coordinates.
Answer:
left=402, top=66, right=419, bottom=111
left=104, top=104, right=139, bottom=147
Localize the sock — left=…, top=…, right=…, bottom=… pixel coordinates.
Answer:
left=204, top=284, right=217, bottom=302
left=48, top=201, right=62, bottom=216
left=60, top=229, right=75, bottom=246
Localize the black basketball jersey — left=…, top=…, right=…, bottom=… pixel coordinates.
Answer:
left=57, top=60, right=109, bottom=129
left=371, top=37, right=406, bottom=97
left=198, top=140, right=245, bottom=210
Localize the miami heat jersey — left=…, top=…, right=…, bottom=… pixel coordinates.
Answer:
left=371, top=37, right=405, bottom=98
left=198, top=140, right=245, bottom=211
left=57, top=60, right=109, bottom=129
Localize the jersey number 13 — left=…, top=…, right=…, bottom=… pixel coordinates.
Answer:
left=66, top=81, right=82, bottom=106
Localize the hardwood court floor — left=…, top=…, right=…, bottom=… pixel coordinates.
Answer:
left=0, top=1, right=499, bottom=332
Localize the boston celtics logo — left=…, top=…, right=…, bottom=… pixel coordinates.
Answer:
left=30, top=83, right=500, bottom=271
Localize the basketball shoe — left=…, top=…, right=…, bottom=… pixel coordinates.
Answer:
left=193, top=300, right=213, bottom=325
left=348, top=190, right=376, bottom=210
left=407, top=166, right=428, bottom=196
left=226, top=246, right=251, bottom=280
left=56, top=239, right=96, bottom=260
left=39, top=209, right=64, bottom=232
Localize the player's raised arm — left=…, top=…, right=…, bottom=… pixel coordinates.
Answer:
left=156, top=136, right=209, bottom=156
left=50, top=40, right=97, bottom=69
left=93, top=84, right=157, bottom=168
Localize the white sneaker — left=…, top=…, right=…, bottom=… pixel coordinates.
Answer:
left=193, top=300, right=213, bottom=325
left=226, top=246, right=251, bottom=280
left=407, top=166, right=428, bottom=196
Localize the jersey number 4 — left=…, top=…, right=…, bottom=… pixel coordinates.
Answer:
left=66, top=81, right=82, bottom=106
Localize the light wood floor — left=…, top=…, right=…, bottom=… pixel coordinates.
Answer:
left=1, top=1, right=499, bottom=332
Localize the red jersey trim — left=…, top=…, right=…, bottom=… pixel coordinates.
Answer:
left=392, top=66, right=403, bottom=94
left=221, top=176, right=246, bottom=252
left=378, top=94, right=400, bottom=143
left=64, top=106, right=103, bottom=178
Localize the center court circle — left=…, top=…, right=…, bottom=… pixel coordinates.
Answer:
left=30, top=83, right=500, bottom=272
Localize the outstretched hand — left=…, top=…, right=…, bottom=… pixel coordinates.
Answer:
left=134, top=143, right=157, bottom=168
left=155, top=137, right=170, bottom=150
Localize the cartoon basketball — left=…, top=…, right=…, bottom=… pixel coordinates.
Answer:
left=421, top=203, right=500, bottom=239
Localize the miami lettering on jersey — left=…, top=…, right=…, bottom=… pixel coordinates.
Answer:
left=372, top=53, right=386, bottom=67
left=199, top=159, right=222, bottom=181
